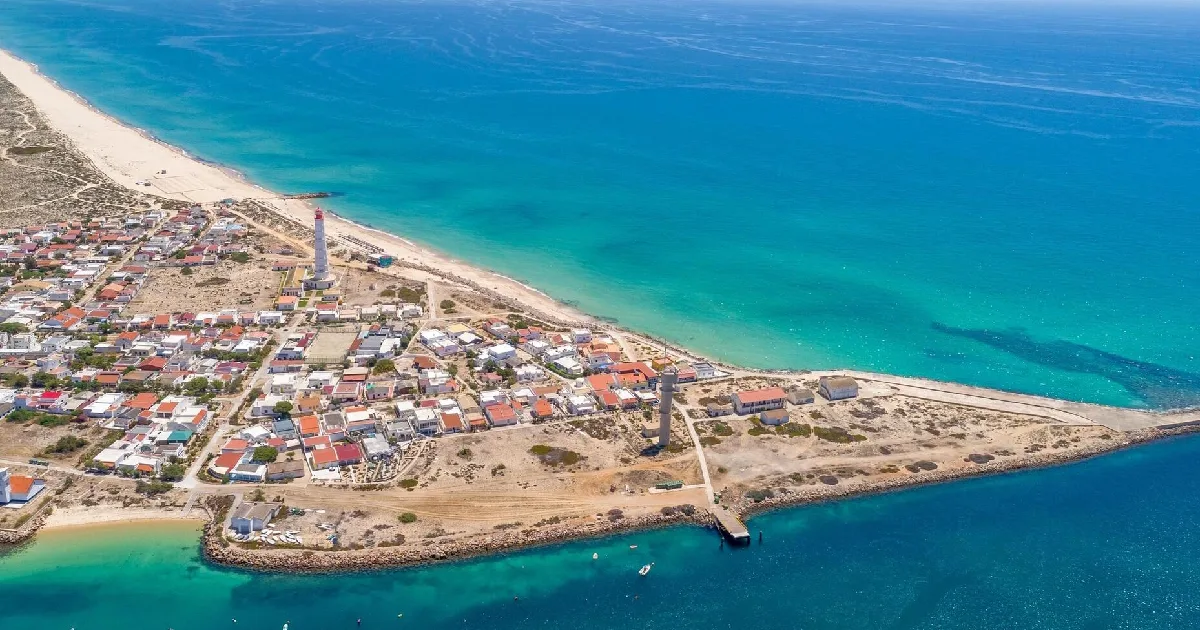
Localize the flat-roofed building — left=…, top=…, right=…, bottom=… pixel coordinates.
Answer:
left=818, top=376, right=859, bottom=401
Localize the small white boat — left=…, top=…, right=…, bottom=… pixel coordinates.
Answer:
left=629, top=545, right=637, bottom=550
left=638, top=563, right=653, bottom=576
left=592, top=552, right=598, bottom=560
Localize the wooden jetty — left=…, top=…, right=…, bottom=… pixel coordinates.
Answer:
left=711, top=506, right=751, bottom=545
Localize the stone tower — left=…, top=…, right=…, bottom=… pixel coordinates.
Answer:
left=658, top=366, right=678, bottom=448
left=313, top=206, right=330, bottom=281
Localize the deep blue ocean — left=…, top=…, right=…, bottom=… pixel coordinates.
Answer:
left=1, top=0, right=1198, bottom=408
left=6, top=434, right=1200, bottom=629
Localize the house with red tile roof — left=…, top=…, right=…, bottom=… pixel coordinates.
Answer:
left=0, top=468, right=45, bottom=505
left=333, top=443, right=363, bottom=466
left=292, top=414, right=318, bottom=438
left=311, top=447, right=338, bottom=470
left=732, top=387, right=787, bottom=416
left=440, top=412, right=464, bottom=434
left=531, top=399, right=554, bottom=421
left=484, top=403, right=518, bottom=427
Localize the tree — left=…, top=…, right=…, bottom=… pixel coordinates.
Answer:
left=251, top=446, right=278, bottom=463
left=399, top=512, right=418, bottom=523
left=229, top=251, right=251, bottom=263
left=0, top=322, right=27, bottom=334
left=185, top=377, right=210, bottom=395
left=180, top=267, right=193, bottom=276
left=160, top=462, right=187, bottom=481
left=372, top=359, right=396, bottom=375
left=31, top=371, right=59, bottom=389
left=273, top=401, right=293, bottom=417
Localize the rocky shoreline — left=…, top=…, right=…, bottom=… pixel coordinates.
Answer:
left=0, top=505, right=51, bottom=546
left=732, top=425, right=1197, bottom=518
left=201, top=500, right=710, bottom=574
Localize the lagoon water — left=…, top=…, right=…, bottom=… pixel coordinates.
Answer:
left=6, top=435, right=1200, bottom=629
left=1, top=0, right=1199, bottom=407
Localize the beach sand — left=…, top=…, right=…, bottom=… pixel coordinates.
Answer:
left=0, top=48, right=586, bottom=326
left=41, top=506, right=205, bottom=530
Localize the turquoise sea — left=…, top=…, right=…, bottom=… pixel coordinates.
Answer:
left=5, top=434, right=1200, bottom=629
left=1, top=0, right=1199, bottom=408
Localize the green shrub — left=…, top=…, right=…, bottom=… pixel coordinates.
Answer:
left=744, top=488, right=775, bottom=503
left=160, top=463, right=187, bottom=481
left=529, top=445, right=582, bottom=466
left=399, top=512, right=418, bottom=523
left=43, top=435, right=88, bottom=454
left=135, top=480, right=173, bottom=496
left=776, top=423, right=812, bottom=438
left=813, top=426, right=867, bottom=443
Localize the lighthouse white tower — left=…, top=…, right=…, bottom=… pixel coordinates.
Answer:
left=313, top=207, right=330, bottom=281
left=305, top=207, right=336, bottom=290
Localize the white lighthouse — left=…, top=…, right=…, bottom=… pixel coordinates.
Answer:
left=313, top=207, right=330, bottom=281
left=305, top=207, right=336, bottom=290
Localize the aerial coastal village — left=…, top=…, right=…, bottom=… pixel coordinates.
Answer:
left=0, top=68, right=1194, bottom=567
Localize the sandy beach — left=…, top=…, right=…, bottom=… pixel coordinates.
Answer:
left=40, top=506, right=206, bottom=530
left=0, top=48, right=586, bottom=326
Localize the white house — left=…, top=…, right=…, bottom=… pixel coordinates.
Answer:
left=566, top=394, right=597, bottom=415
left=818, top=376, right=859, bottom=401
left=230, top=502, right=281, bottom=534
left=0, top=467, right=45, bottom=505
left=486, top=343, right=518, bottom=363
left=553, top=357, right=584, bottom=376
left=515, top=364, right=544, bottom=382
left=413, top=407, right=440, bottom=435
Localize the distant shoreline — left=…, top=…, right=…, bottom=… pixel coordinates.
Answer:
left=0, top=47, right=1183, bottom=413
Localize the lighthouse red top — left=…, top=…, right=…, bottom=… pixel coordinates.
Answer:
left=315, top=207, right=324, bottom=220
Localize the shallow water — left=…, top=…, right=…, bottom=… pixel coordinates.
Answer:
left=0, top=0, right=1197, bottom=406
left=6, top=434, right=1200, bottom=629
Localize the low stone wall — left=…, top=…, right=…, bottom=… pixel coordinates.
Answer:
left=0, top=504, right=53, bottom=545
left=202, top=503, right=708, bottom=573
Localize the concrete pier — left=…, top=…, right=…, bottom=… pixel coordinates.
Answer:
left=711, top=506, right=750, bottom=545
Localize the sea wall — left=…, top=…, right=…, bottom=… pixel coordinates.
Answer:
left=0, top=503, right=53, bottom=545
left=731, top=426, right=1195, bottom=518
left=201, top=498, right=708, bottom=573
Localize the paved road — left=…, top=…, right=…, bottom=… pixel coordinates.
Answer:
left=178, top=314, right=305, bottom=489
left=674, top=402, right=715, bottom=505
